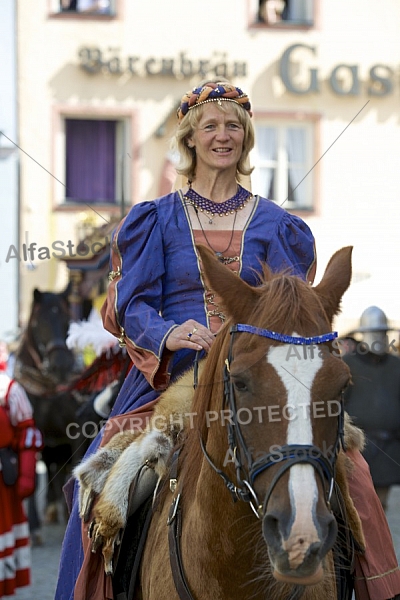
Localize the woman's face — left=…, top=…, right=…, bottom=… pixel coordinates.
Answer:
left=187, top=103, right=245, bottom=177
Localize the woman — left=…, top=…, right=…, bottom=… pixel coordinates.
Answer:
left=0, top=342, right=42, bottom=598
left=56, top=81, right=400, bottom=600
left=100, top=81, right=315, bottom=403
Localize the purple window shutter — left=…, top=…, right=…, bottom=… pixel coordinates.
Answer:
left=66, top=119, right=116, bottom=204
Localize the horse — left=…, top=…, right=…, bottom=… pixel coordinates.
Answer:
left=13, top=286, right=85, bottom=522
left=77, top=245, right=366, bottom=600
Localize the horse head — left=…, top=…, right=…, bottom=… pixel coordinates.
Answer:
left=187, top=245, right=353, bottom=589
left=27, top=284, right=75, bottom=384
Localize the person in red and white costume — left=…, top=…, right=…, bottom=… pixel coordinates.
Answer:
left=0, top=341, right=43, bottom=598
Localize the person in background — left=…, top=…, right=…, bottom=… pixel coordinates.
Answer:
left=60, top=0, right=110, bottom=13
left=343, top=306, right=400, bottom=511
left=337, top=335, right=358, bottom=357
left=77, top=0, right=110, bottom=14
left=0, top=341, right=43, bottom=598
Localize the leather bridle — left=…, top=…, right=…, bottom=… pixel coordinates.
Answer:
left=26, top=336, right=71, bottom=375
left=199, top=324, right=345, bottom=518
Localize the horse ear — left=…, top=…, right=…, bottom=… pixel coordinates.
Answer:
left=33, top=288, right=42, bottom=303
left=314, top=246, right=353, bottom=324
left=196, top=245, right=261, bottom=322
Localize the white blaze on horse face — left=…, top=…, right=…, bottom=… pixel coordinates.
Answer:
left=267, top=341, right=323, bottom=568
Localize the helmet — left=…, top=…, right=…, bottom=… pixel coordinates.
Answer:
left=357, top=306, right=389, bottom=332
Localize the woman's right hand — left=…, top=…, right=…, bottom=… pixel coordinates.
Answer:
left=165, top=320, right=215, bottom=353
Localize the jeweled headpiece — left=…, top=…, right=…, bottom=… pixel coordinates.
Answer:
left=177, top=81, right=252, bottom=122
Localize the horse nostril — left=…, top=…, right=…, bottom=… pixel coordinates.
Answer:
left=321, top=513, right=338, bottom=556
left=263, top=513, right=282, bottom=554
left=308, top=541, right=322, bottom=557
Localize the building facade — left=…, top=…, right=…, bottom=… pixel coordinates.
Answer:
left=0, top=0, right=19, bottom=342
left=15, top=0, right=400, bottom=334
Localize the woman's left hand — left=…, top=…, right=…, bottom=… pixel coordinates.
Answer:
left=166, top=319, right=215, bottom=353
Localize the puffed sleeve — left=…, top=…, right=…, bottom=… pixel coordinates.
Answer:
left=101, top=201, right=178, bottom=390
left=268, top=212, right=317, bottom=283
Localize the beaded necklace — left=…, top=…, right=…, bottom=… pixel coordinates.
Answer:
left=184, top=184, right=251, bottom=224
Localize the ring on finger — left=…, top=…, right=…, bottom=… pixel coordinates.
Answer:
left=187, top=327, right=198, bottom=340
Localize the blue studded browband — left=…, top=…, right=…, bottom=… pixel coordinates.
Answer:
left=232, top=324, right=338, bottom=345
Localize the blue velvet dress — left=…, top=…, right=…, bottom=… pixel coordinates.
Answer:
left=55, top=191, right=315, bottom=599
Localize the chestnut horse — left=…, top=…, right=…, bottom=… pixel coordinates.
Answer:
left=132, top=245, right=363, bottom=600
left=79, top=245, right=365, bottom=599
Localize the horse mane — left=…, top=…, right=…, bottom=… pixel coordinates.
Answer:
left=246, top=267, right=331, bottom=338
left=178, top=269, right=332, bottom=504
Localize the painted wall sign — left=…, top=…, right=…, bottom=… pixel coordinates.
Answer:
left=78, top=47, right=247, bottom=79
left=280, top=43, right=394, bottom=96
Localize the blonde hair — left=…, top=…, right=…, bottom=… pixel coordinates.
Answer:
left=172, top=101, right=254, bottom=183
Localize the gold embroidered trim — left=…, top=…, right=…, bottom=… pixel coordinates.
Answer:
left=112, top=223, right=124, bottom=334
left=354, top=566, right=400, bottom=581
left=180, top=190, right=211, bottom=329
left=218, top=255, right=239, bottom=265
left=108, top=266, right=121, bottom=281
left=118, top=327, right=126, bottom=348
left=205, top=291, right=226, bottom=324
left=238, top=194, right=259, bottom=278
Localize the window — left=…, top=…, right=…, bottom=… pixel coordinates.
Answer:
left=51, top=0, right=114, bottom=16
left=253, top=0, right=314, bottom=26
left=252, top=121, right=314, bottom=210
left=64, top=118, right=127, bottom=205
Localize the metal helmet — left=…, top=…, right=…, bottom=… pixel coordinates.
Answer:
left=358, top=306, right=389, bottom=332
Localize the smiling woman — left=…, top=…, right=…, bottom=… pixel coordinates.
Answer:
left=175, top=82, right=253, bottom=188
left=186, top=104, right=245, bottom=180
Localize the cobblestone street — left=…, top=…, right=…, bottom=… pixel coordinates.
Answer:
left=14, top=522, right=66, bottom=600
left=11, top=483, right=400, bottom=599
left=13, top=463, right=66, bottom=600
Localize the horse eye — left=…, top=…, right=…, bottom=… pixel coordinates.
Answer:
left=233, top=380, right=248, bottom=392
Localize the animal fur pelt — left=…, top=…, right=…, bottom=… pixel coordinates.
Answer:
left=74, top=359, right=366, bottom=575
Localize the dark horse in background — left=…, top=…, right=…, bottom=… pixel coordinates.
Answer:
left=13, top=286, right=130, bottom=527
left=13, top=286, right=86, bottom=523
